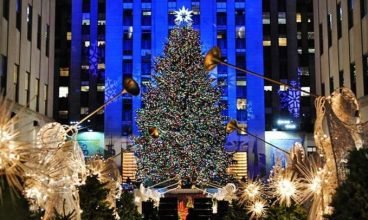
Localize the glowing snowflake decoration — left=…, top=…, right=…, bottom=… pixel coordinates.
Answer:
left=105, top=77, right=122, bottom=102
left=89, top=42, right=98, bottom=77
left=174, top=6, right=193, bottom=25
left=279, top=81, right=301, bottom=118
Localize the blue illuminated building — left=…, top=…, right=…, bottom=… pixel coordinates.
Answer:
left=55, top=0, right=315, bottom=177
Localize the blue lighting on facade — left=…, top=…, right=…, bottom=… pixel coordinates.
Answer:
left=71, top=1, right=266, bottom=176
left=246, top=0, right=266, bottom=176
left=105, top=0, right=122, bottom=138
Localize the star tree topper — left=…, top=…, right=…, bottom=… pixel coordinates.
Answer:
left=174, top=6, right=193, bottom=26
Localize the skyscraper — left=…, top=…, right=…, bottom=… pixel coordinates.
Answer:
left=0, top=0, right=55, bottom=126
left=314, top=0, right=368, bottom=120
left=55, top=0, right=315, bottom=176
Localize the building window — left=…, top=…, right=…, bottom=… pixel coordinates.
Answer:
left=192, top=2, right=200, bottom=25
left=82, top=13, right=90, bottom=25
left=122, top=99, right=132, bottom=121
left=235, top=9, right=245, bottom=25
left=296, top=13, right=302, bottom=23
left=329, top=76, right=334, bottom=93
left=46, top=24, right=50, bottom=57
left=141, top=10, right=151, bottom=26
left=348, top=0, right=353, bottom=28
left=123, top=29, right=133, bottom=55
left=3, top=0, right=9, bottom=19
left=123, top=59, right=133, bottom=74
left=25, top=72, right=30, bottom=104
left=58, top=111, right=68, bottom=119
left=81, top=107, right=89, bottom=115
left=27, top=5, right=32, bottom=41
left=60, top=68, right=69, bottom=77
left=123, top=9, right=133, bottom=26
left=319, top=23, right=323, bottom=54
left=361, top=0, right=368, bottom=18
left=237, top=99, right=247, bottom=110
left=363, top=55, right=368, bottom=95
left=263, top=12, right=270, bottom=24
left=81, top=85, right=89, bottom=92
left=217, top=31, right=227, bottom=49
left=350, top=63, right=356, bottom=94
left=82, top=0, right=90, bottom=12
left=327, top=14, right=332, bottom=47
left=44, top=84, right=48, bottom=115
left=16, top=0, right=21, bottom=29
left=141, top=32, right=151, bottom=49
left=278, top=12, right=286, bottom=24
left=337, top=3, right=342, bottom=38
left=59, top=87, right=69, bottom=98
left=0, top=55, right=7, bottom=93
left=339, top=70, right=344, bottom=87
left=37, top=15, right=41, bottom=49
left=13, top=64, right=19, bottom=102
left=35, top=78, right=39, bottom=111
left=217, top=12, right=227, bottom=26
left=279, top=37, right=287, bottom=46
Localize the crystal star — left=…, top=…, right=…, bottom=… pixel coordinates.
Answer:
left=174, top=6, right=193, bottom=25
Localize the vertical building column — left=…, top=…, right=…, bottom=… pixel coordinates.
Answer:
left=152, top=1, right=168, bottom=57
left=89, top=0, right=98, bottom=127
left=70, top=0, right=82, bottom=122
left=200, top=0, right=216, bottom=53
left=105, top=0, right=123, bottom=149
left=132, top=1, right=142, bottom=135
left=226, top=1, right=236, bottom=120
left=246, top=0, right=266, bottom=177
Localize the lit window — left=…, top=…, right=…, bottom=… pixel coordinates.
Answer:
left=237, top=80, right=246, bottom=86
left=237, top=99, right=247, bottom=110
left=66, top=32, right=72, bottom=40
left=98, top=41, right=105, bottom=46
left=296, top=13, right=302, bottom=23
left=59, top=87, right=68, bottom=98
left=236, top=26, right=245, bottom=38
left=263, top=40, right=271, bottom=46
left=97, top=20, right=106, bottom=25
left=97, top=85, right=105, bottom=92
left=82, top=13, right=90, bottom=25
left=264, top=86, right=272, bottom=91
left=58, top=111, right=68, bottom=119
left=81, top=86, right=89, bottom=92
left=60, top=68, right=69, bottom=77
left=308, top=48, right=315, bottom=53
left=263, top=12, right=270, bottom=24
left=279, top=85, right=288, bottom=91
left=80, top=107, right=89, bottom=115
left=217, top=32, right=226, bottom=39
left=84, top=41, right=90, bottom=47
left=98, top=63, right=105, bottom=69
left=142, top=11, right=151, bottom=16
left=279, top=38, right=287, bottom=46
left=278, top=12, right=286, bottom=24
left=81, top=65, right=89, bottom=70
left=301, top=87, right=310, bottom=96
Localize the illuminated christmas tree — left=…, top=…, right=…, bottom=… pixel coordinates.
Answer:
left=133, top=14, right=232, bottom=185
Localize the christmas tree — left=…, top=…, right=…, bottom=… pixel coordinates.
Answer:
left=116, top=191, right=141, bottom=220
left=134, top=22, right=232, bottom=185
left=327, top=148, right=368, bottom=220
left=78, top=175, right=114, bottom=219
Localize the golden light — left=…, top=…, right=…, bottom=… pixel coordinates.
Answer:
left=274, top=177, right=300, bottom=207
left=247, top=200, right=267, bottom=219
left=239, top=180, right=265, bottom=205
left=309, top=176, right=322, bottom=194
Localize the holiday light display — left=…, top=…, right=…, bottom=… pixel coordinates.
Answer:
left=133, top=25, right=232, bottom=184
